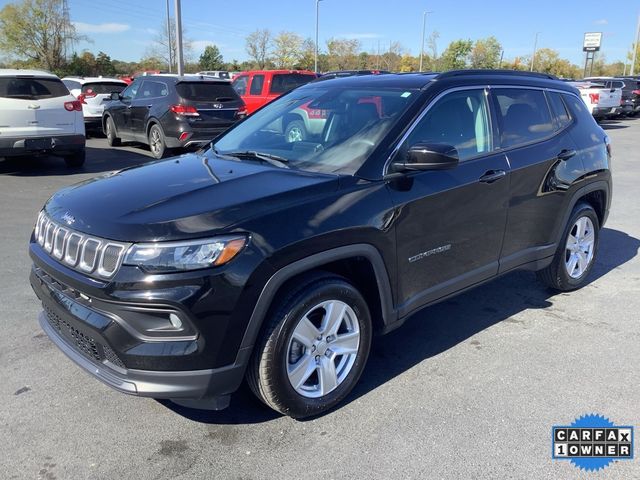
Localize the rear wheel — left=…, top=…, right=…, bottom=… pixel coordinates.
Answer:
left=247, top=273, right=372, bottom=419
left=537, top=202, right=599, bottom=291
left=148, top=124, right=168, bottom=159
left=105, top=117, right=121, bottom=147
left=284, top=120, right=307, bottom=143
left=63, top=149, right=85, bottom=168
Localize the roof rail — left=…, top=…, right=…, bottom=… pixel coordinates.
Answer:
left=436, top=69, right=558, bottom=81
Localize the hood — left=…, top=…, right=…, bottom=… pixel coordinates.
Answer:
left=44, top=153, right=339, bottom=242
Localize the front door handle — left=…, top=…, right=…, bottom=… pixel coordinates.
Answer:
left=557, top=149, right=577, bottom=161
left=479, top=170, right=506, bottom=183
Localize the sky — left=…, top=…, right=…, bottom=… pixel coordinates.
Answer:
left=4, top=0, right=638, bottom=65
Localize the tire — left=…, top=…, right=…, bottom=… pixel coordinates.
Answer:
left=105, top=116, right=121, bottom=147
left=148, top=123, right=168, bottom=159
left=284, top=120, right=307, bottom=143
left=247, top=273, right=372, bottom=419
left=63, top=149, right=85, bottom=168
left=537, top=202, right=600, bottom=291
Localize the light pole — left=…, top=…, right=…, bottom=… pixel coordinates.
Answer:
left=631, top=13, right=640, bottom=76
left=315, top=0, right=324, bottom=73
left=530, top=32, right=540, bottom=72
left=419, top=10, right=432, bottom=72
left=174, top=0, right=184, bottom=75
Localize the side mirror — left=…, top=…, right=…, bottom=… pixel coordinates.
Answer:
left=391, top=143, right=459, bottom=172
left=110, top=91, right=121, bottom=101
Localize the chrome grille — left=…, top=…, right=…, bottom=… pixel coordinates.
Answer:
left=34, top=211, right=130, bottom=280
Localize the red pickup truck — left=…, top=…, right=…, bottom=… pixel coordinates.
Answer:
left=232, top=70, right=317, bottom=114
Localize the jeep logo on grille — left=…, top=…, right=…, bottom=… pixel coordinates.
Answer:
left=62, top=212, right=75, bottom=225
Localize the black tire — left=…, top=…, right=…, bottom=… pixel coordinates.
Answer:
left=284, top=120, right=307, bottom=143
left=63, top=149, right=85, bottom=168
left=537, top=202, right=600, bottom=291
left=247, top=273, right=372, bottom=419
left=148, top=123, right=168, bottom=159
left=105, top=116, right=121, bottom=147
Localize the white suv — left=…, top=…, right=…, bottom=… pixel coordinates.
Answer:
left=0, top=70, right=86, bottom=167
left=62, top=77, right=127, bottom=131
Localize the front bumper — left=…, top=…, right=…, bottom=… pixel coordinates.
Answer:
left=0, top=134, right=85, bottom=157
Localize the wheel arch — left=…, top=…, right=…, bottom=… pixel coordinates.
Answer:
left=554, top=180, right=610, bottom=245
left=238, top=244, right=396, bottom=354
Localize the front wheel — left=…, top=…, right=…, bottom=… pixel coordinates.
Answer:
left=105, top=116, right=121, bottom=147
left=247, top=273, right=372, bottom=419
left=537, top=202, right=599, bottom=291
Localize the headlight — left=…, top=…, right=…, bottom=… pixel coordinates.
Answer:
left=123, top=235, right=247, bottom=272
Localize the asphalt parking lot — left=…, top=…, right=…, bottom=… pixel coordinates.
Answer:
left=1, top=121, right=639, bottom=480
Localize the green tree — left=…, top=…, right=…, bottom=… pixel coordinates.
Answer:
left=439, top=39, right=473, bottom=70
left=66, top=51, right=96, bottom=76
left=95, top=51, right=115, bottom=75
left=0, top=0, right=84, bottom=71
left=470, top=36, right=502, bottom=69
left=199, top=45, right=224, bottom=70
left=245, top=29, right=272, bottom=69
left=272, top=31, right=303, bottom=69
left=530, top=48, right=580, bottom=78
left=325, top=38, right=360, bottom=70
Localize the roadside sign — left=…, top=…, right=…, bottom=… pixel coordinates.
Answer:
left=583, top=32, right=602, bottom=52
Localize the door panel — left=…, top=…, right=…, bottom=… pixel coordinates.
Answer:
left=389, top=88, right=509, bottom=315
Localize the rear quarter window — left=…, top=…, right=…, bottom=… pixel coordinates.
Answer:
left=177, top=82, right=240, bottom=101
left=63, top=79, right=81, bottom=91
left=0, top=77, right=69, bottom=99
left=493, top=88, right=554, bottom=149
left=269, top=73, right=315, bottom=94
left=547, top=91, right=572, bottom=130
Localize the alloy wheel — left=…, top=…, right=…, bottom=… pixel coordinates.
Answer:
left=564, top=216, right=595, bottom=279
left=286, top=300, right=360, bottom=398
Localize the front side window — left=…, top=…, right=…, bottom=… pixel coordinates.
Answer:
left=212, top=86, right=419, bottom=175
left=494, top=88, right=554, bottom=149
left=249, top=75, right=264, bottom=95
left=405, top=89, right=492, bottom=161
left=120, top=80, right=140, bottom=101
left=232, top=76, right=248, bottom=95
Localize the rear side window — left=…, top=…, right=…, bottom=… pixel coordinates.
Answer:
left=82, top=82, right=127, bottom=95
left=249, top=74, right=264, bottom=95
left=562, top=93, right=595, bottom=123
left=547, top=92, right=571, bottom=130
left=270, top=73, right=314, bottom=94
left=407, top=89, right=492, bottom=161
left=0, top=77, right=69, bottom=99
left=232, top=76, right=248, bottom=95
left=138, top=81, right=168, bottom=98
left=612, top=81, right=624, bottom=89
left=176, top=82, right=239, bottom=102
left=494, top=88, right=554, bottom=149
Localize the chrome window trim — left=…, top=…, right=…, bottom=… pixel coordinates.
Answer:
left=382, top=84, right=583, bottom=176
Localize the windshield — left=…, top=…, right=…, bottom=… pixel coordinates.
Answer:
left=211, top=86, right=419, bottom=174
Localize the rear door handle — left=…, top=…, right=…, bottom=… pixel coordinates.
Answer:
left=479, top=170, right=506, bottom=183
left=557, top=149, right=577, bottom=161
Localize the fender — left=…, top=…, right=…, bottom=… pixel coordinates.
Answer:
left=237, top=244, right=396, bottom=353
left=553, top=179, right=610, bottom=246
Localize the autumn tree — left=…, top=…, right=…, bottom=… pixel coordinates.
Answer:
left=199, top=45, right=224, bottom=71
left=325, top=38, right=360, bottom=70
left=470, top=36, right=502, bottom=69
left=0, top=0, right=84, bottom=71
left=246, top=29, right=272, bottom=69
left=529, top=48, right=580, bottom=78
left=272, top=31, right=303, bottom=69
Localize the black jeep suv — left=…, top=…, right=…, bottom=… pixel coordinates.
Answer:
left=102, top=75, right=246, bottom=159
left=30, top=71, right=612, bottom=418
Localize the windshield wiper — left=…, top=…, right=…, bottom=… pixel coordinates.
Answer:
left=224, top=150, right=290, bottom=168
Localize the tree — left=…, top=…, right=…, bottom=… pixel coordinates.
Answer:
left=380, top=41, right=405, bottom=71
left=470, top=36, right=502, bottom=69
left=146, top=19, right=193, bottom=72
left=0, top=0, right=84, bottom=72
left=296, top=38, right=317, bottom=71
left=626, top=43, right=640, bottom=74
left=529, top=48, right=580, bottom=78
left=439, top=39, right=473, bottom=70
left=325, top=38, right=360, bottom=70
left=95, top=51, right=115, bottom=75
left=199, top=45, right=224, bottom=70
left=271, top=31, right=303, bottom=69
left=246, top=29, right=272, bottom=69
left=66, top=51, right=96, bottom=76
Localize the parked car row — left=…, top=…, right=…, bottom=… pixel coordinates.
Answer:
left=572, top=76, right=640, bottom=120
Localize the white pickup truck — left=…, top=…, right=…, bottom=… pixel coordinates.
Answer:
left=571, top=81, right=622, bottom=120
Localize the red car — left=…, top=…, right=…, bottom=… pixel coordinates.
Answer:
left=232, top=70, right=317, bottom=114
